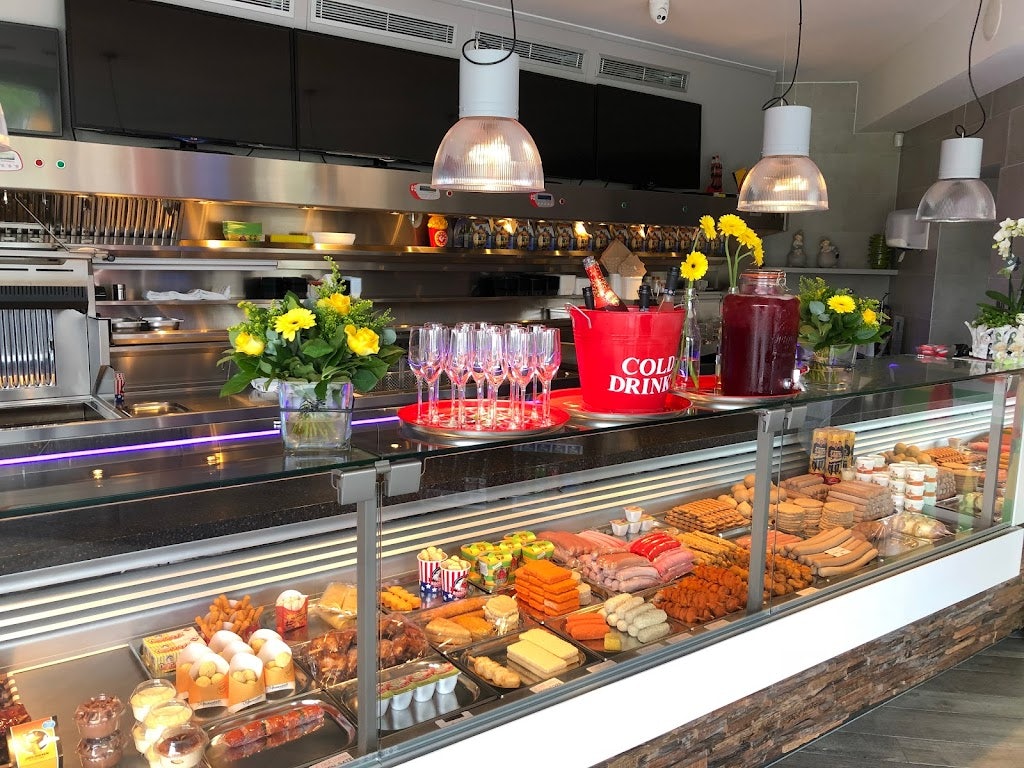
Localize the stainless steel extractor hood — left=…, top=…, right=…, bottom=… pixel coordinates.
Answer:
left=0, top=137, right=782, bottom=231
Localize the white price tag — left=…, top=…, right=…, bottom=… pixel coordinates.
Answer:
left=530, top=678, right=563, bottom=693
left=587, top=660, right=617, bottom=674
left=309, top=753, right=353, bottom=767
left=435, top=711, right=473, bottom=729
left=665, top=632, right=693, bottom=645
left=705, top=619, right=730, bottom=631
left=825, top=546, right=852, bottom=557
left=797, top=587, right=820, bottom=596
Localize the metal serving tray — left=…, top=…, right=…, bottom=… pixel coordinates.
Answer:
left=327, top=655, right=498, bottom=738
left=452, top=628, right=600, bottom=694
left=205, top=696, right=357, bottom=768
left=545, top=604, right=688, bottom=659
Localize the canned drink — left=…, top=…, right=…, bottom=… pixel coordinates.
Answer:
left=824, top=430, right=848, bottom=483
left=113, top=283, right=127, bottom=300
left=809, top=428, right=830, bottom=474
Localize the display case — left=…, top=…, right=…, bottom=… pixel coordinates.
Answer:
left=0, top=358, right=1021, bottom=768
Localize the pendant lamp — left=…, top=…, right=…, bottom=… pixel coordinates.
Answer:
left=431, top=47, right=544, bottom=193
left=737, top=105, right=828, bottom=212
left=0, top=102, right=11, bottom=152
left=916, top=1, right=995, bottom=223
left=737, top=0, right=827, bottom=213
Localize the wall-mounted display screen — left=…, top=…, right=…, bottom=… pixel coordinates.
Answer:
left=0, top=21, right=62, bottom=138
left=519, top=70, right=596, bottom=180
left=65, top=0, right=295, bottom=148
left=595, top=85, right=701, bottom=190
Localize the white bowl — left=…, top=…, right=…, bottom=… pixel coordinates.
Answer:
left=310, top=232, right=356, bottom=245
left=436, top=672, right=459, bottom=695
left=412, top=681, right=436, bottom=702
left=390, top=690, right=413, bottom=710
left=377, top=697, right=391, bottom=717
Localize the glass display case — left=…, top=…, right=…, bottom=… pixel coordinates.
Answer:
left=0, top=358, right=1021, bottom=767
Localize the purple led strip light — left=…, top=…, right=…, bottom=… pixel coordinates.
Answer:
left=0, top=415, right=401, bottom=468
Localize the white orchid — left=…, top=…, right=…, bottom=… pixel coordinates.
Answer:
left=993, top=217, right=1024, bottom=268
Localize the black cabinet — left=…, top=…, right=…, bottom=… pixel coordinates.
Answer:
left=295, top=31, right=458, bottom=164
left=595, top=84, right=701, bottom=190
left=519, top=70, right=596, bottom=180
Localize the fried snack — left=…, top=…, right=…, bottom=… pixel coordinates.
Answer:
left=196, top=594, right=263, bottom=640
left=467, top=656, right=520, bottom=688
left=379, top=586, right=422, bottom=612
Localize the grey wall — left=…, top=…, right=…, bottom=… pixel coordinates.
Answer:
left=893, top=74, right=1024, bottom=350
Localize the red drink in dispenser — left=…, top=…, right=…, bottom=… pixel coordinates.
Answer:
left=719, top=270, right=799, bottom=396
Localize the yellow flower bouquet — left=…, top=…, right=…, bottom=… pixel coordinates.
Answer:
left=797, top=276, right=889, bottom=353
left=714, top=213, right=765, bottom=288
left=219, top=257, right=402, bottom=399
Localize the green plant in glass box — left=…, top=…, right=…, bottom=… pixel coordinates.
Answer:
left=797, top=277, right=890, bottom=369
left=219, top=256, right=402, bottom=449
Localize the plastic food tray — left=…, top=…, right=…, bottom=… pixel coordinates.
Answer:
left=452, top=628, right=600, bottom=692
left=545, top=604, right=687, bottom=658
left=328, top=655, right=498, bottom=737
left=205, top=696, right=356, bottom=768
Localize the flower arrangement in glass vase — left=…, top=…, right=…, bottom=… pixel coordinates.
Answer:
left=672, top=217, right=712, bottom=391
left=715, top=213, right=765, bottom=289
left=970, top=217, right=1024, bottom=365
left=219, top=257, right=402, bottom=450
left=797, top=277, right=890, bottom=369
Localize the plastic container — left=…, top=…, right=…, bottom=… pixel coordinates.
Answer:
left=130, top=679, right=176, bottom=722
left=76, top=731, right=125, bottom=768
left=143, top=699, right=193, bottom=744
left=568, top=305, right=684, bottom=413
left=720, top=271, right=799, bottom=396
left=153, top=724, right=208, bottom=768
left=310, top=232, right=356, bottom=245
left=74, top=695, right=125, bottom=739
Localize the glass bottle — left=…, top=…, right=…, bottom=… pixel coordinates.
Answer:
left=581, top=255, right=629, bottom=312
left=658, top=265, right=680, bottom=312
left=637, top=284, right=653, bottom=311
left=672, top=284, right=702, bottom=391
left=719, top=270, right=799, bottom=396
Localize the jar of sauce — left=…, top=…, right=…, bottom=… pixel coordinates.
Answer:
left=719, top=270, right=799, bottom=396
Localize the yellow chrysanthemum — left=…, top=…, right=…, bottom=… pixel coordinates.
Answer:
left=699, top=215, right=716, bottom=242
left=345, top=324, right=380, bottom=356
left=274, top=307, right=316, bottom=342
left=680, top=251, right=709, bottom=282
left=752, top=239, right=765, bottom=267
left=233, top=331, right=264, bottom=356
left=862, top=308, right=878, bottom=326
left=317, top=292, right=351, bottom=316
left=717, top=214, right=747, bottom=239
left=827, top=295, right=856, bottom=314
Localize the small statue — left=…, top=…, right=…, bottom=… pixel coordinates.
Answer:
left=786, top=230, right=807, bottom=267
left=705, top=154, right=723, bottom=194
left=817, top=237, right=840, bottom=268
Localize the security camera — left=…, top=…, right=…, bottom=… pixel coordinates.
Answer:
left=649, top=0, right=669, bottom=24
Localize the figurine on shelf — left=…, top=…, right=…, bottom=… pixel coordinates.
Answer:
left=705, top=155, right=723, bottom=194
left=786, top=230, right=807, bottom=268
left=816, top=237, right=840, bottom=268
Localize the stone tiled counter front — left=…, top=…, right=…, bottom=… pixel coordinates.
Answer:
left=597, top=556, right=1024, bottom=768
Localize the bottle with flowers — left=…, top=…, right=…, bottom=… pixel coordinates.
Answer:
left=219, top=256, right=403, bottom=451
left=671, top=215, right=712, bottom=392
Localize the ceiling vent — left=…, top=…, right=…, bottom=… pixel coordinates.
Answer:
left=474, top=31, right=584, bottom=71
left=203, top=0, right=293, bottom=16
left=313, top=1, right=455, bottom=45
left=598, top=56, right=689, bottom=92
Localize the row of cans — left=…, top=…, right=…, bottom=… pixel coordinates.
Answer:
left=809, top=427, right=857, bottom=483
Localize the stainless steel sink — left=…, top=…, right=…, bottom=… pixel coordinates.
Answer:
left=123, top=401, right=190, bottom=417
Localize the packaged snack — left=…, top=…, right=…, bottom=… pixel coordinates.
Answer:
left=274, top=590, right=308, bottom=634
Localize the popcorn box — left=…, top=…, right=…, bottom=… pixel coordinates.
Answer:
left=248, top=629, right=283, bottom=655
left=175, top=642, right=210, bottom=700
left=275, top=590, right=308, bottom=634
left=258, top=639, right=296, bottom=695
left=188, top=652, right=229, bottom=710
left=227, top=653, right=266, bottom=713
left=207, top=630, right=244, bottom=655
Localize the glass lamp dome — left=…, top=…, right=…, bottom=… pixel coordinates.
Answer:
left=916, top=137, right=996, bottom=222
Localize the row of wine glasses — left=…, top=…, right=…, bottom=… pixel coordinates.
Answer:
left=406, top=322, right=561, bottom=430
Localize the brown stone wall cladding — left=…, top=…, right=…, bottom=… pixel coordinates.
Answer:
left=596, top=554, right=1024, bottom=768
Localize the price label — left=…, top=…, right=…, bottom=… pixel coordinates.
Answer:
left=665, top=632, right=693, bottom=645
left=797, top=587, right=820, bottom=596
left=587, top=660, right=617, bottom=674
left=824, top=546, right=852, bottom=557
left=309, top=753, right=353, bottom=767
left=436, top=711, right=473, bottom=729
left=530, top=677, right=563, bottom=693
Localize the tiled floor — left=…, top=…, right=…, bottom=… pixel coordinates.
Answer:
left=767, top=634, right=1024, bottom=768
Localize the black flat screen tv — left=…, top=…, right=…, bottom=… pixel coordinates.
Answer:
left=595, top=85, right=701, bottom=189
left=519, top=70, right=596, bottom=180
left=65, top=0, right=295, bottom=148
left=0, top=21, right=62, bottom=138
left=295, top=31, right=457, bottom=164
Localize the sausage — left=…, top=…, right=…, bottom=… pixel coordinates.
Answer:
left=220, top=704, right=324, bottom=748
left=809, top=540, right=872, bottom=574
left=816, top=546, right=879, bottom=578
left=787, top=527, right=851, bottom=557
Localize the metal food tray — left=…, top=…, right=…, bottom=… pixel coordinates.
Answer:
left=298, top=617, right=431, bottom=688
left=583, top=576, right=670, bottom=602
left=327, top=655, right=498, bottom=738
left=379, top=574, right=487, bottom=614
left=452, top=628, right=600, bottom=693
left=128, top=629, right=316, bottom=726
left=545, top=604, right=688, bottom=658
left=205, top=696, right=357, bottom=768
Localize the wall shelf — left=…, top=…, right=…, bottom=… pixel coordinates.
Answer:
left=780, top=267, right=898, bottom=276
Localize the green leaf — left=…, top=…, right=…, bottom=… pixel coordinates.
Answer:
left=380, top=327, right=397, bottom=345
left=220, top=370, right=255, bottom=396
left=986, top=290, right=1012, bottom=306
left=809, top=300, right=826, bottom=315
left=352, top=367, right=378, bottom=393
left=855, top=326, right=878, bottom=340
left=302, top=337, right=334, bottom=359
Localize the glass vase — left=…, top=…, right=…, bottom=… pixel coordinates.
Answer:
left=805, top=345, right=858, bottom=390
left=278, top=380, right=354, bottom=452
left=719, top=271, right=799, bottom=396
left=672, top=285, right=702, bottom=392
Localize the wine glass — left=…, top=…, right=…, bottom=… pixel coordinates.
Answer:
left=470, top=324, right=491, bottom=425
left=406, top=326, right=427, bottom=419
left=505, top=326, right=536, bottom=427
left=533, top=327, right=562, bottom=424
left=482, top=327, right=507, bottom=428
left=447, top=325, right=474, bottom=428
left=415, top=325, right=447, bottom=424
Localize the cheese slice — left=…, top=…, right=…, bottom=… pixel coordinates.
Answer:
left=519, top=628, right=578, bottom=662
left=506, top=640, right=566, bottom=678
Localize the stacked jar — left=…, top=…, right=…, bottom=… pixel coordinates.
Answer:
left=904, top=467, right=926, bottom=512
left=129, top=679, right=197, bottom=766
left=73, top=694, right=126, bottom=768
left=889, top=463, right=907, bottom=510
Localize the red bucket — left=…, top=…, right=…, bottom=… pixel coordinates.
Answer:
left=568, top=305, right=685, bottom=414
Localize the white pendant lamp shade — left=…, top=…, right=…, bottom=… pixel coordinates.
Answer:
left=916, top=137, right=996, bottom=222
left=737, top=105, right=828, bottom=213
left=431, top=50, right=544, bottom=193
left=0, top=102, right=11, bottom=152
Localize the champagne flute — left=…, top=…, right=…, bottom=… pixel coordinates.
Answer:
left=470, top=324, right=490, bottom=426
left=505, top=326, right=535, bottom=427
left=533, top=327, right=561, bottom=424
left=406, top=326, right=427, bottom=420
left=418, top=325, right=447, bottom=424
left=447, top=325, right=473, bottom=428
left=482, top=327, right=507, bottom=427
